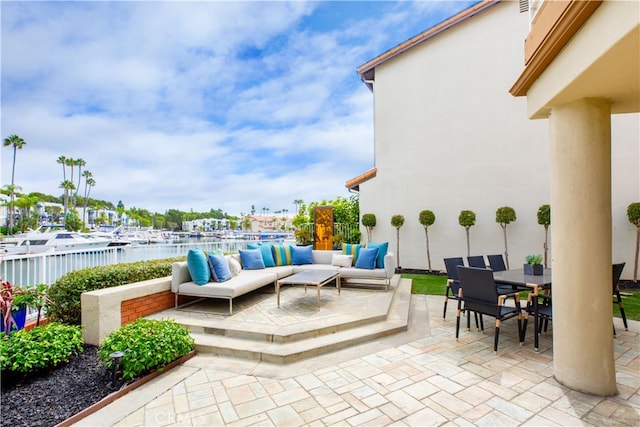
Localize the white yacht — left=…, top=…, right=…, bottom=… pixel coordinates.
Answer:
left=2, top=227, right=111, bottom=253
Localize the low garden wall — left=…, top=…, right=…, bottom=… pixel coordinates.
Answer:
left=81, top=277, right=174, bottom=345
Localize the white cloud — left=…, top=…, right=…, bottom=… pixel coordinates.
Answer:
left=1, top=1, right=474, bottom=216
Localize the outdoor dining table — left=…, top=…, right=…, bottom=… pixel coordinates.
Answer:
left=493, top=268, right=553, bottom=351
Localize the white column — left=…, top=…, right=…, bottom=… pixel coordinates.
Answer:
left=549, top=98, right=616, bottom=395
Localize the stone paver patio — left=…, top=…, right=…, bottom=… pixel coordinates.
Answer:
left=75, top=278, right=639, bottom=426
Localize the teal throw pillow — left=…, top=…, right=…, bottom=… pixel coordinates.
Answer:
left=355, top=247, right=379, bottom=270
left=247, top=243, right=276, bottom=267
left=342, top=243, right=362, bottom=266
left=208, top=254, right=232, bottom=282
left=239, top=249, right=266, bottom=270
left=366, top=242, right=388, bottom=268
left=186, top=249, right=210, bottom=285
left=271, top=245, right=293, bottom=266
left=291, top=245, right=313, bottom=265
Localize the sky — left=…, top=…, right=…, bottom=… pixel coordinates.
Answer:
left=1, top=0, right=477, bottom=217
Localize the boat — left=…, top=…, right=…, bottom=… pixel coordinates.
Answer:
left=133, top=227, right=173, bottom=244
left=2, top=227, right=111, bottom=253
left=87, top=225, right=137, bottom=247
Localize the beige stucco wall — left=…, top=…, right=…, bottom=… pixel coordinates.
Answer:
left=358, top=1, right=638, bottom=277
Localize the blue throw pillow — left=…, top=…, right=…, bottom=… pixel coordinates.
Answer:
left=186, top=249, right=210, bottom=285
left=366, top=242, right=388, bottom=268
left=247, top=243, right=276, bottom=267
left=291, top=245, right=313, bottom=265
left=355, top=247, right=379, bottom=270
left=208, top=254, right=232, bottom=282
left=239, top=249, right=266, bottom=270
left=207, top=253, right=220, bottom=282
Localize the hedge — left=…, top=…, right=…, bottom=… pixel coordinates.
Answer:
left=47, top=257, right=183, bottom=325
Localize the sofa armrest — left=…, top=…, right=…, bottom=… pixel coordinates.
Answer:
left=384, top=253, right=395, bottom=278
left=172, top=262, right=191, bottom=293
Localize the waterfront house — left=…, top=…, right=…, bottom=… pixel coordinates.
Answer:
left=347, top=0, right=638, bottom=277
left=349, top=0, right=639, bottom=396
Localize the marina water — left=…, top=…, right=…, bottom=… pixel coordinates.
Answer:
left=0, top=238, right=255, bottom=291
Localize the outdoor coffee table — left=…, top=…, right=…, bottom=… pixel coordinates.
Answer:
left=276, top=270, right=340, bottom=307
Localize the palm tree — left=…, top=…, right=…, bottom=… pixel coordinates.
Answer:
left=3, top=134, right=26, bottom=234
left=56, top=155, right=67, bottom=179
left=59, top=180, right=75, bottom=225
left=65, top=158, right=75, bottom=208
left=82, top=171, right=95, bottom=226
left=57, top=156, right=69, bottom=215
left=73, top=158, right=86, bottom=208
left=14, top=193, right=39, bottom=232
left=293, top=199, right=304, bottom=215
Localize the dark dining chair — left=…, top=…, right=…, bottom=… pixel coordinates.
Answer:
left=613, top=262, right=627, bottom=334
left=467, top=256, right=486, bottom=269
left=487, top=254, right=507, bottom=272
left=456, top=266, right=523, bottom=352
left=521, top=287, right=552, bottom=351
left=443, top=257, right=465, bottom=319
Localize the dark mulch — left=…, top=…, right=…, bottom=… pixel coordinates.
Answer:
left=1, top=345, right=127, bottom=427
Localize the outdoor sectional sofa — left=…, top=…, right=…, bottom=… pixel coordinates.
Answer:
left=171, top=244, right=395, bottom=314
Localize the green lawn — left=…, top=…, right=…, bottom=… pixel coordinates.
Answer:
left=403, top=273, right=640, bottom=322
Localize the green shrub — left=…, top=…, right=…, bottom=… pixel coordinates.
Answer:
left=98, top=318, right=194, bottom=380
left=47, top=257, right=183, bottom=325
left=0, top=323, right=83, bottom=374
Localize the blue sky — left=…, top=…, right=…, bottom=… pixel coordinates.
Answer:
left=1, top=0, right=477, bottom=216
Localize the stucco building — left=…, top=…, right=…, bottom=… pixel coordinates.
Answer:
left=348, top=0, right=638, bottom=279
left=348, top=0, right=639, bottom=397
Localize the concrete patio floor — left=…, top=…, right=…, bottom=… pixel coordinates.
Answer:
left=74, top=277, right=639, bottom=426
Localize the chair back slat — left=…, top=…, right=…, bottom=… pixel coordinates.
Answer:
left=487, top=254, right=507, bottom=272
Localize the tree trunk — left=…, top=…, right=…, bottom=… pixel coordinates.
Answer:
left=424, top=227, right=432, bottom=272
left=634, top=226, right=639, bottom=282
left=465, top=227, right=470, bottom=257
left=543, top=225, right=549, bottom=268
left=502, top=224, right=509, bottom=269
left=396, top=228, right=401, bottom=269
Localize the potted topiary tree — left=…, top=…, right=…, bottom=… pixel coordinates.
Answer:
left=391, top=214, right=405, bottom=269
left=627, top=202, right=640, bottom=283
left=361, top=213, right=376, bottom=243
left=537, top=204, right=551, bottom=268
left=418, top=210, right=436, bottom=272
left=495, top=206, right=516, bottom=269
left=458, top=210, right=476, bottom=257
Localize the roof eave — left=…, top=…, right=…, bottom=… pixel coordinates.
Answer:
left=357, top=0, right=500, bottom=83
left=345, top=168, right=377, bottom=192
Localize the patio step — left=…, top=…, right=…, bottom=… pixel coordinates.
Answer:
left=184, top=279, right=412, bottom=364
